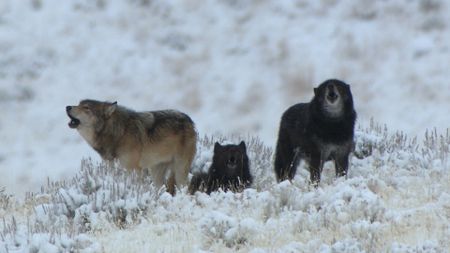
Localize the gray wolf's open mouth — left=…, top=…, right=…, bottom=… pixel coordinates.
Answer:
left=66, top=111, right=80, bottom=129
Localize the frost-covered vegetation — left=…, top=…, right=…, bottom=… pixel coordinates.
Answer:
left=1, top=124, right=449, bottom=252
left=1, top=0, right=450, bottom=196
left=1, top=1, right=450, bottom=251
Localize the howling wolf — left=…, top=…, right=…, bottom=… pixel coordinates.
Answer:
left=66, top=99, right=197, bottom=195
left=189, top=141, right=252, bottom=194
left=274, top=79, right=356, bottom=185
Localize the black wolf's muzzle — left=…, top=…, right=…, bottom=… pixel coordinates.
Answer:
left=226, top=155, right=240, bottom=171
left=326, top=86, right=339, bottom=103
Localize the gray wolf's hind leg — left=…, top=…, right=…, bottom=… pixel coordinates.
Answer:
left=149, top=163, right=169, bottom=190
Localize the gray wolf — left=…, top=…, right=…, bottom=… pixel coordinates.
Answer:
left=66, top=99, right=197, bottom=195
left=189, top=141, right=252, bottom=194
left=274, top=79, right=356, bottom=185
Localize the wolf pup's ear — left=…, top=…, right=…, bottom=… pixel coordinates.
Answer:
left=239, top=141, right=246, bottom=151
left=314, top=88, right=318, bottom=96
left=105, top=101, right=117, bottom=117
left=214, top=142, right=222, bottom=153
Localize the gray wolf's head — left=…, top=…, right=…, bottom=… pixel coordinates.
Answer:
left=66, top=99, right=117, bottom=131
left=212, top=141, right=249, bottom=178
left=313, top=79, right=354, bottom=118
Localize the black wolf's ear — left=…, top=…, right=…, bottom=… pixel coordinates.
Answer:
left=314, top=88, right=318, bottom=96
left=105, top=101, right=117, bottom=117
left=239, top=141, right=246, bottom=151
left=214, top=142, right=222, bottom=153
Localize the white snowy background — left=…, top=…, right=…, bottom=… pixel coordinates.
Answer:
left=0, top=0, right=449, bottom=252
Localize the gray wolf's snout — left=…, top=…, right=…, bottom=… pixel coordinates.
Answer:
left=66, top=105, right=80, bottom=129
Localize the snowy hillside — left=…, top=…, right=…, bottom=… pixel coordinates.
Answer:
left=1, top=126, right=449, bottom=252
left=0, top=0, right=449, bottom=252
left=0, top=0, right=450, bottom=196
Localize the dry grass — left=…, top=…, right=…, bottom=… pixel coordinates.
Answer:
left=279, top=65, right=314, bottom=105
left=421, top=16, right=446, bottom=31
left=349, top=0, right=377, bottom=20
left=236, top=82, right=264, bottom=115
left=164, top=50, right=209, bottom=77
left=419, top=0, right=442, bottom=13
left=0, top=87, right=34, bottom=103
left=179, top=85, right=203, bottom=112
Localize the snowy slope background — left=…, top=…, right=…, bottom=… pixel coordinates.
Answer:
left=0, top=0, right=449, bottom=252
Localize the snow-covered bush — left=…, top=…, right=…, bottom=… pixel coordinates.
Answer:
left=1, top=126, right=449, bottom=252
left=34, top=159, right=159, bottom=232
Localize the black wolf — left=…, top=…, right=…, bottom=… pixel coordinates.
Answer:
left=274, top=79, right=356, bottom=185
left=189, top=141, right=252, bottom=194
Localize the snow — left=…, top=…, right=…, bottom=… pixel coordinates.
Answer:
left=0, top=0, right=449, bottom=197
left=1, top=128, right=449, bottom=252
left=0, top=0, right=449, bottom=252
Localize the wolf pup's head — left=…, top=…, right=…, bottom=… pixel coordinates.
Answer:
left=212, top=141, right=249, bottom=178
left=66, top=99, right=117, bottom=132
left=313, top=79, right=354, bottom=119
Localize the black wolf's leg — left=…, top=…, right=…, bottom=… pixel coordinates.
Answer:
left=275, top=145, right=301, bottom=182
left=288, top=148, right=301, bottom=180
left=335, top=154, right=349, bottom=178
left=309, top=152, right=323, bottom=187
left=206, top=176, right=220, bottom=195
left=274, top=134, right=294, bottom=182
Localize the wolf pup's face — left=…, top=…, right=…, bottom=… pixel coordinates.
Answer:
left=314, top=79, right=353, bottom=118
left=213, top=141, right=247, bottom=177
left=66, top=100, right=117, bottom=131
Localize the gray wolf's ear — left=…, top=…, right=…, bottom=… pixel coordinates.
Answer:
left=214, top=142, right=222, bottom=153
left=314, top=88, right=318, bottom=96
left=105, top=101, right=117, bottom=117
left=239, top=141, right=246, bottom=151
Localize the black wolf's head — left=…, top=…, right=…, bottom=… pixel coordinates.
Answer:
left=211, top=141, right=250, bottom=179
left=312, top=79, right=355, bottom=120
left=66, top=99, right=117, bottom=131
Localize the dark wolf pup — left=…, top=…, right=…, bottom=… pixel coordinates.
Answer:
left=189, top=141, right=252, bottom=194
left=274, top=79, right=356, bottom=185
left=66, top=99, right=197, bottom=195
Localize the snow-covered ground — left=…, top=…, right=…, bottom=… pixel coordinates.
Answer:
left=0, top=0, right=449, bottom=196
left=0, top=0, right=449, bottom=252
left=1, top=129, right=449, bottom=252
